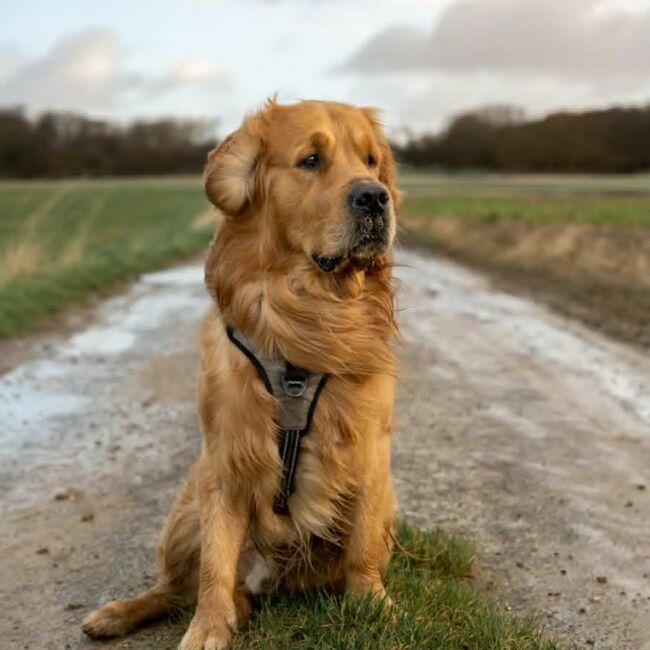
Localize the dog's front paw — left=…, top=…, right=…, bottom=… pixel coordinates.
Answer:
left=379, top=591, right=394, bottom=608
left=346, top=575, right=394, bottom=608
left=178, top=614, right=233, bottom=650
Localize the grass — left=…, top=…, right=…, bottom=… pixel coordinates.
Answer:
left=399, top=172, right=650, bottom=226
left=153, top=523, right=564, bottom=650
left=402, top=194, right=650, bottom=226
left=400, top=169, right=650, bottom=195
left=0, top=177, right=211, bottom=337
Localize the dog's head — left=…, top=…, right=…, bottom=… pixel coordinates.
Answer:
left=204, top=99, right=400, bottom=272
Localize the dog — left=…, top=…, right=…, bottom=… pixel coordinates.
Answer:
left=82, top=99, right=401, bottom=650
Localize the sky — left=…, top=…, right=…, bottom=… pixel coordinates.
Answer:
left=1, top=0, right=649, bottom=137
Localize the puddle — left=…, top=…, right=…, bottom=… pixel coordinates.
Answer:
left=66, top=326, right=136, bottom=356
left=119, top=290, right=205, bottom=331
left=0, top=263, right=208, bottom=467
left=0, top=389, right=89, bottom=439
left=140, top=265, right=205, bottom=287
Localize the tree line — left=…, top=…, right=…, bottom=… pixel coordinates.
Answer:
left=394, top=104, right=650, bottom=173
left=0, top=108, right=216, bottom=178
left=1, top=103, right=649, bottom=177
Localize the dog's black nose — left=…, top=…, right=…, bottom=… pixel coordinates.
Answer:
left=347, top=182, right=390, bottom=217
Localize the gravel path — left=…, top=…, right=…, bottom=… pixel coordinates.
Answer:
left=1, top=248, right=649, bottom=649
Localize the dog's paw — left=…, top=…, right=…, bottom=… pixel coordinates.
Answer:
left=178, top=615, right=233, bottom=650
left=82, top=601, right=130, bottom=638
left=346, top=574, right=392, bottom=601
left=367, top=586, right=394, bottom=609
left=373, top=587, right=393, bottom=606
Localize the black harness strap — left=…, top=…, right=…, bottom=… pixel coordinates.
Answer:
left=226, top=327, right=329, bottom=515
left=274, top=428, right=300, bottom=514
left=226, top=326, right=274, bottom=394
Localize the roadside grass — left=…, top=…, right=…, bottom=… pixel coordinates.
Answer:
left=0, top=177, right=211, bottom=338
left=401, top=193, right=650, bottom=226
left=154, top=522, right=564, bottom=650
left=400, top=171, right=650, bottom=226
left=402, top=193, right=650, bottom=226
left=400, top=170, right=650, bottom=197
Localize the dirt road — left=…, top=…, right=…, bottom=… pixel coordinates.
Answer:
left=1, top=248, right=649, bottom=649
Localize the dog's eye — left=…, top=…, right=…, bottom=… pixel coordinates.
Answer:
left=367, top=154, right=377, bottom=167
left=298, top=153, right=321, bottom=170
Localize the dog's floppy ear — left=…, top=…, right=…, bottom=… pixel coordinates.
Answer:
left=203, top=117, right=262, bottom=216
left=362, top=107, right=402, bottom=213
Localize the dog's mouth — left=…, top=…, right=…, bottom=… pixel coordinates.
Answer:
left=350, top=234, right=386, bottom=257
left=311, top=237, right=387, bottom=273
left=312, top=254, right=344, bottom=272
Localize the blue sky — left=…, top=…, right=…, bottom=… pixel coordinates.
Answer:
left=1, top=0, right=648, bottom=136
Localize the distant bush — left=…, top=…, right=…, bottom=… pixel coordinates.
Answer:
left=0, top=108, right=217, bottom=178
left=394, top=104, right=650, bottom=173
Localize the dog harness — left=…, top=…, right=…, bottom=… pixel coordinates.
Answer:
left=226, top=327, right=329, bottom=515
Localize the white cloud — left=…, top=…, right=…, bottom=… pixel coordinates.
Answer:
left=0, top=30, right=121, bottom=111
left=0, top=29, right=231, bottom=116
left=169, top=61, right=223, bottom=85
left=131, top=61, right=229, bottom=99
left=339, top=0, right=650, bottom=90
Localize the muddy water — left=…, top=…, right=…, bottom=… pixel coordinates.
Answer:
left=1, top=250, right=649, bottom=649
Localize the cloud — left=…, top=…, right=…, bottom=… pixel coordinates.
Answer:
left=137, top=61, right=230, bottom=98
left=0, top=30, right=121, bottom=111
left=0, top=46, right=26, bottom=84
left=338, top=0, right=650, bottom=90
left=0, top=29, right=230, bottom=115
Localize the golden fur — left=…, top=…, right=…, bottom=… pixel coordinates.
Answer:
left=83, top=99, right=401, bottom=650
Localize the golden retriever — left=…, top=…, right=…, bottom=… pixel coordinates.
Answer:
left=82, top=99, right=401, bottom=650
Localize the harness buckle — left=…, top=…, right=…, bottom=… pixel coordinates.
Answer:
left=282, top=368, right=308, bottom=397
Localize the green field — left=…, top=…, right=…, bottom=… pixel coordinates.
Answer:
left=155, top=523, right=563, bottom=650
left=0, top=177, right=210, bottom=337
left=400, top=171, right=650, bottom=225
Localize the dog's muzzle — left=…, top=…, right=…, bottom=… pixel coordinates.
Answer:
left=312, top=182, right=392, bottom=273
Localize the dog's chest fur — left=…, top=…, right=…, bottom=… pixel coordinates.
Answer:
left=251, top=382, right=368, bottom=545
left=207, top=332, right=389, bottom=548
left=243, top=389, right=376, bottom=589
